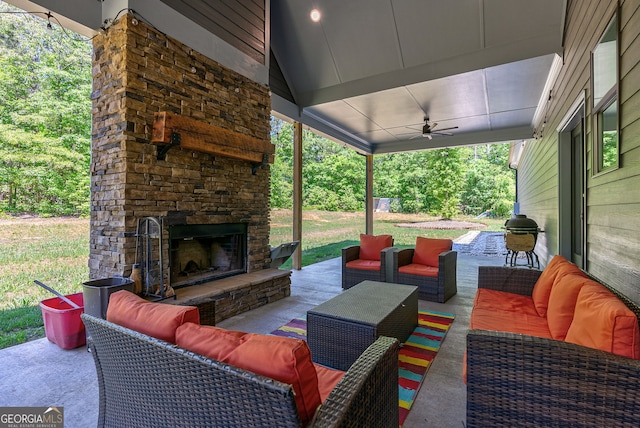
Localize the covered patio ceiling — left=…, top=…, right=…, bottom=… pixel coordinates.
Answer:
left=270, top=0, right=566, bottom=154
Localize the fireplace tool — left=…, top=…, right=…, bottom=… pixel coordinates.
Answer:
left=135, top=216, right=175, bottom=301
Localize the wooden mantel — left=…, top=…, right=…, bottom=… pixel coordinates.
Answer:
left=151, top=111, right=275, bottom=165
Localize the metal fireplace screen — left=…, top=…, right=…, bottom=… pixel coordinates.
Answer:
left=169, top=223, right=247, bottom=288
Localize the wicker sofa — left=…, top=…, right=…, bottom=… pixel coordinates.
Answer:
left=83, top=312, right=400, bottom=428
left=466, top=256, right=640, bottom=427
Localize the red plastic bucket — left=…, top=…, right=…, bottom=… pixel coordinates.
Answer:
left=39, top=292, right=86, bottom=350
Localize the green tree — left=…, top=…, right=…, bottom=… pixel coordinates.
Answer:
left=270, top=117, right=294, bottom=209
left=0, top=3, right=91, bottom=215
left=461, top=144, right=515, bottom=216
left=426, top=147, right=469, bottom=219
left=374, top=151, right=435, bottom=213
left=304, top=151, right=365, bottom=211
left=0, top=124, right=89, bottom=214
left=270, top=118, right=365, bottom=212
left=269, top=120, right=515, bottom=218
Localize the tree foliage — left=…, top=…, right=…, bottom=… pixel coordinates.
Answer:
left=270, top=118, right=366, bottom=212
left=270, top=118, right=516, bottom=218
left=0, top=3, right=91, bottom=215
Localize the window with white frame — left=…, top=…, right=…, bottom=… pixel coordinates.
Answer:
left=592, top=15, right=618, bottom=174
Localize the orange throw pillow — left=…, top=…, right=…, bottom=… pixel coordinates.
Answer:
left=359, top=234, right=393, bottom=261
left=531, top=255, right=569, bottom=317
left=175, top=322, right=248, bottom=361
left=223, top=334, right=321, bottom=426
left=176, top=325, right=322, bottom=425
left=546, top=274, right=589, bottom=340
left=412, top=237, right=452, bottom=267
left=565, top=282, right=640, bottom=359
left=105, top=290, right=200, bottom=344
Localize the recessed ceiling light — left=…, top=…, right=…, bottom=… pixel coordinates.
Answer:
left=310, top=9, right=321, bottom=22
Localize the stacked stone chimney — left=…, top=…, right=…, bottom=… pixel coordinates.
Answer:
left=89, top=14, right=272, bottom=282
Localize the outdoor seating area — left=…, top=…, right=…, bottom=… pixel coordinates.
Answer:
left=1, top=253, right=496, bottom=427
left=342, top=234, right=458, bottom=302
left=5, top=246, right=640, bottom=427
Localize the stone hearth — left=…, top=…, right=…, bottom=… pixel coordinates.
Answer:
left=88, top=14, right=289, bottom=321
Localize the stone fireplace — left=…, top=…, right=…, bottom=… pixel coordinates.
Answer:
left=89, top=14, right=289, bottom=322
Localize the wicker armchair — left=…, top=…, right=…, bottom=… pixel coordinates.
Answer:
left=82, top=314, right=400, bottom=428
left=391, top=245, right=457, bottom=303
left=342, top=246, right=395, bottom=289
left=466, top=266, right=640, bottom=427
left=341, top=234, right=394, bottom=289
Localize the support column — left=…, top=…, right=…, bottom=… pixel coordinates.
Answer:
left=292, top=122, right=303, bottom=270
left=365, top=154, right=374, bottom=235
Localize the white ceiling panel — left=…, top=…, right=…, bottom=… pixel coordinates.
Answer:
left=270, top=0, right=566, bottom=154
left=354, top=128, right=397, bottom=144
left=489, top=109, right=538, bottom=129
left=319, top=0, right=402, bottom=82
left=483, top=0, right=564, bottom=48
left=343, top=87, right=423, bottom=129
left=406, top=70, right=489, bottom=122
left=485, top=55, right=556, bottom=113
left=305, top=101, right=381, bottom=135
left=270, top=0, right=341, bottom=93
left=392, top=0, right=483, bottom=67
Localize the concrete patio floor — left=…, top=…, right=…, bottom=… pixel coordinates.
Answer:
left=0, top=252, right=505, bottom=427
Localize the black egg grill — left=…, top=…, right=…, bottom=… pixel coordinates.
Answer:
left=504, top=215, right=540, bottom=269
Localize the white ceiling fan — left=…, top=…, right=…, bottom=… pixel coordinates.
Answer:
left=410, top=117, right=459, bottom=140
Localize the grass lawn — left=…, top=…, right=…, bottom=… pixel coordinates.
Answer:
left=0, top=210, right=504, bottom=349
left=0, top=217, right=90, bottom=349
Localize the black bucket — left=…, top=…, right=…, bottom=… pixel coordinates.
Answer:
left=82, top=277, right=134, bottom=319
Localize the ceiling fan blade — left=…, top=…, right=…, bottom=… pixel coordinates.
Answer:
left=433, top=125, right=459, bottom=132
left=426, top=134, right=433, bottom=140
left=431, top=132, right=454, bottom=137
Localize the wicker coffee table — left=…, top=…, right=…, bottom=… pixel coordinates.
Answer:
left=307, top=280, right=418, bottom=370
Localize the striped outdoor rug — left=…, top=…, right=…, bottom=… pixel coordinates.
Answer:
left=271, top=309, right=455, bottom=426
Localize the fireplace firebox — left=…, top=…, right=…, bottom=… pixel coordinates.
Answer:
left=169, top=223, right=247, bottom=288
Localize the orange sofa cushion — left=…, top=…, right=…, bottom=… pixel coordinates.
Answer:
left=565, top=282, right=640, bottom=359
left=531, top=255, right=569, bottom=317
left=224, top=334, right=321, bottom=425
left=345, top=259, right=381, bottom=271
left=398, top=263, right=438, bottom=277
left=473, top=288, right=539, bottom=316
left=106, top=290, right=200, bottom=344
left=314, top=364, right=346, bottom=402
left=469, top=306, right=552, bottom=338
left=553, top=259, right=587, bottom=285
left=546, top=273, right=590, bottom=340
left=412, top=237, right=453, bottom=267
left=177, top=324, right=321, bottom=425
left=175, top=323, right=248, bottom=361
left=359, top=234, right=393, bottom=261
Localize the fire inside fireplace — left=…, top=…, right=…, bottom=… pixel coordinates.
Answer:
left=169, top=223, right=247, bottom=288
